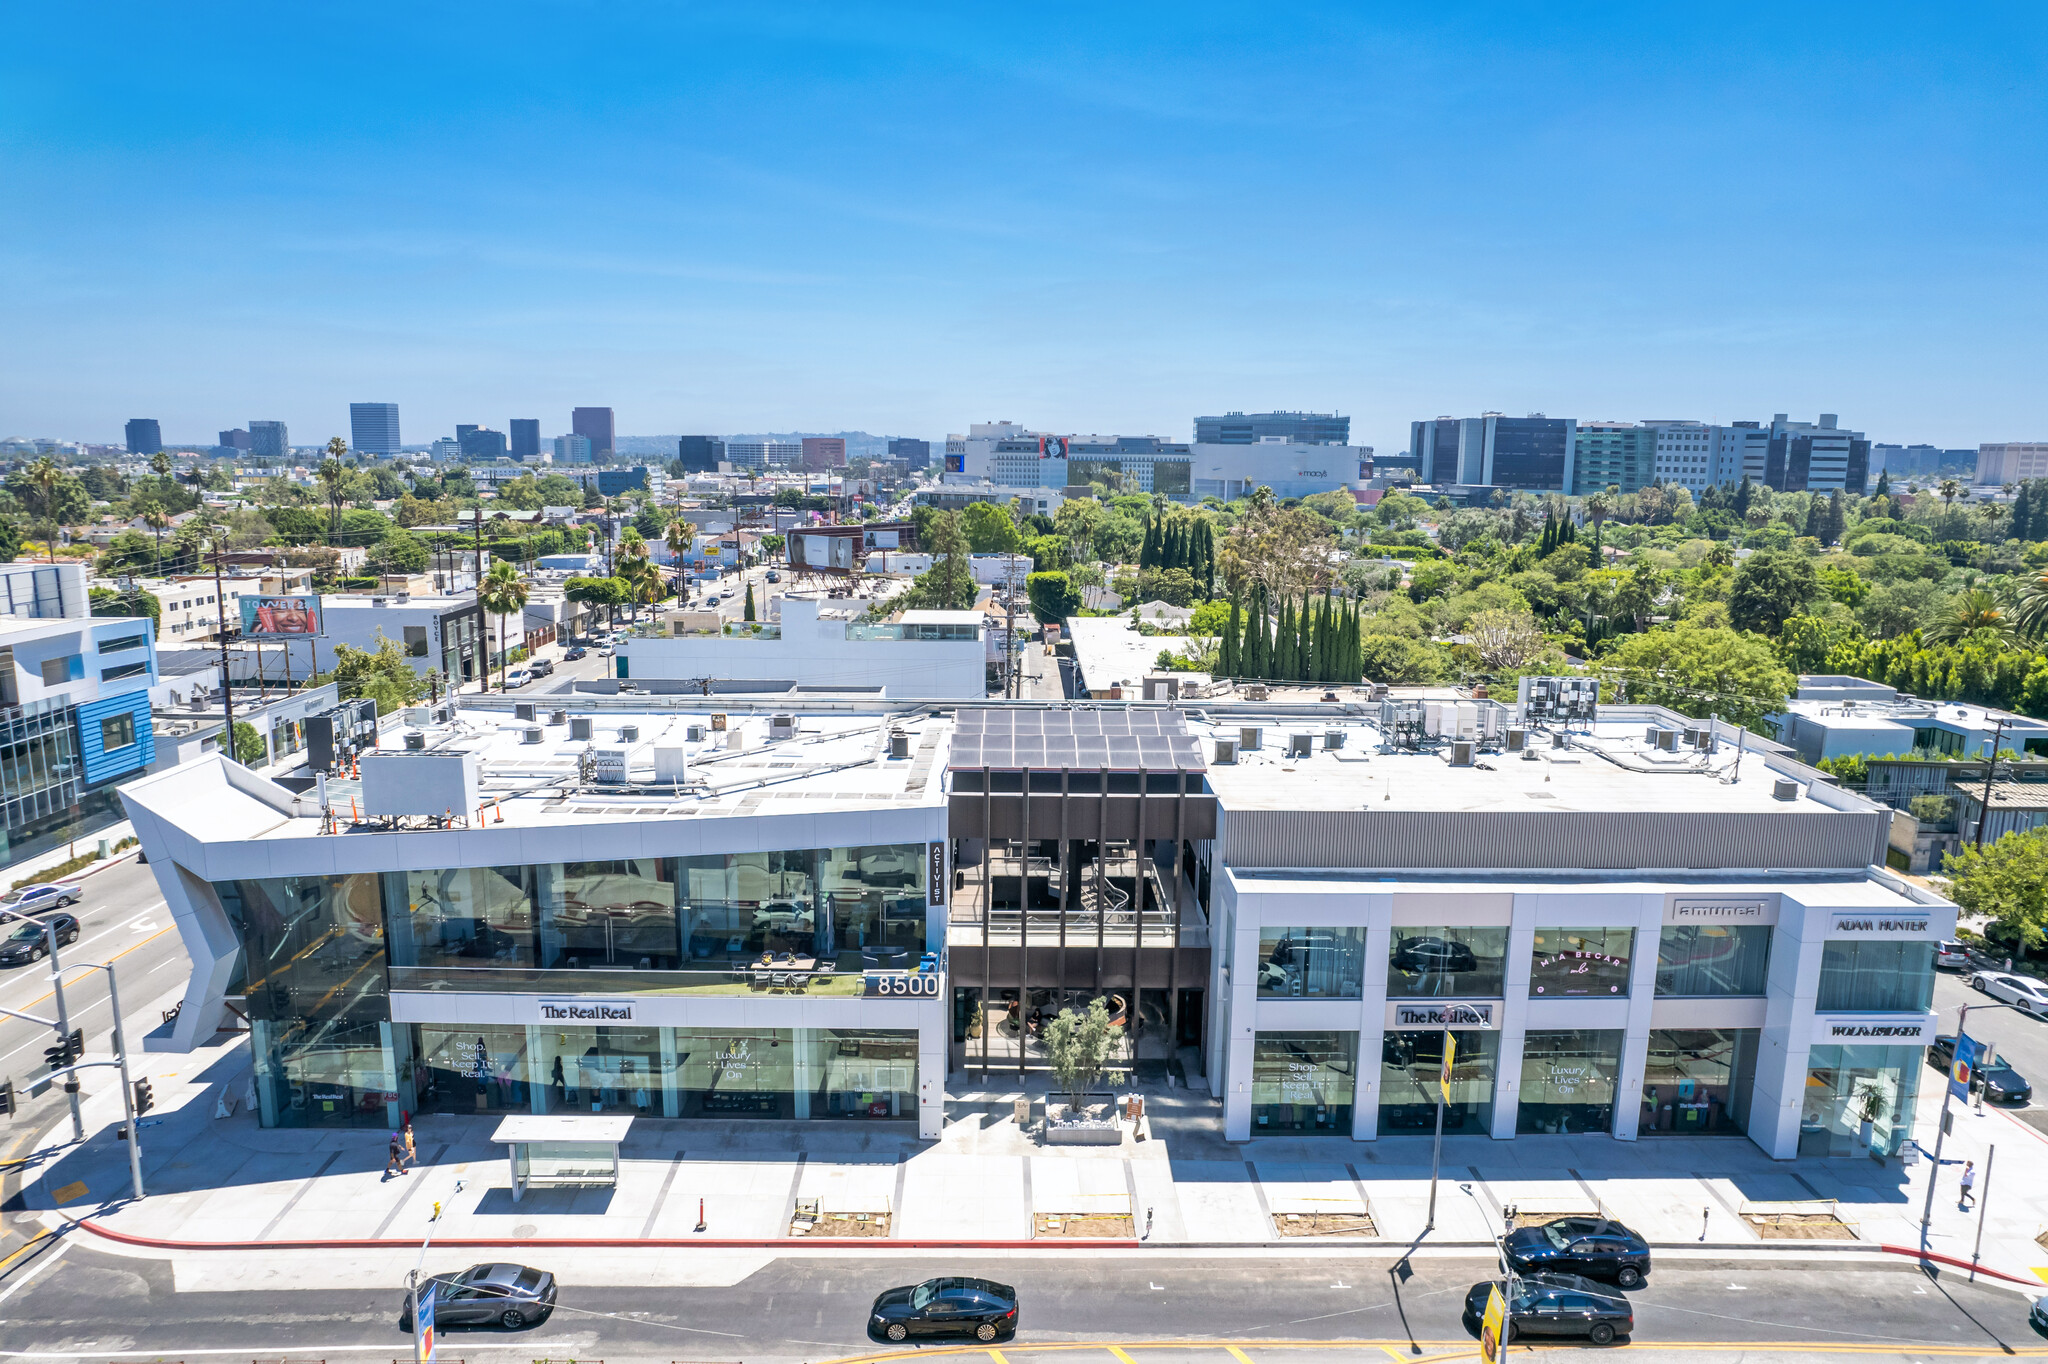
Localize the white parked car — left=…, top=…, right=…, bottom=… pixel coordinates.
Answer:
left=504, top=668, right=530, bottom=688
left=1969, top=971, right=2048, bottom=1015
left=1936, top=940, right=1972, bottom=969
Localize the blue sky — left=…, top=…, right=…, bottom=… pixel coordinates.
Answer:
left=3, top=3, right=2044, bottom=454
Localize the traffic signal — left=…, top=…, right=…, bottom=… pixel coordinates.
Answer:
left=0, top=1079, right=14, bottom=1117
left=42, top=1043, right=66, bottom=1072
left=66, top=1029, right=82, bottom=1064
left=131, top=1078, right=153, bottom=1116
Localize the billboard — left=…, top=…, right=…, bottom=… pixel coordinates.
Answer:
left=240, top=595, right=323, bottom=639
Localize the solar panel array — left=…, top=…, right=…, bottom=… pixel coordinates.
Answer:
left=949, top=708, right=1206, bottom=772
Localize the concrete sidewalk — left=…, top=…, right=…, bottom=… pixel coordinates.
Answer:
left=16, top=1029, right=2048, bottom=1288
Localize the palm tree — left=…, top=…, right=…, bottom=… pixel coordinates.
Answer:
left=665, top=514, right=694, bottom=600
left=1939, top=478, right=1963, bottom=510
left=1922, top=588, right=2017, bottom=647
left=615, top=529, right=650, bottom=622
left=26, top=457, right=61, bottom=565
left=478, top=560, right=530, bottom=692
left=139, top=500, right=170, bottom=575
left=1584, top=492, right=1612, bottom=550
left=2013, top=568, right=2048, bottom=641
left=317, top=457, right=346, bottom=545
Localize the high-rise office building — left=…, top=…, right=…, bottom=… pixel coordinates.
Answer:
left=1976, top=443, right=2048, bottom=485
left=572, top=407, right=615, bottom=459
left=1194, top=411, right=1350, bottom=445
left=555, top=434, right=593, bottom=463
left=349, top=402, right=401, bottom=455
left=725, top=441, right=800, bottom=470
left=509, top=419, right=541, bottom=461
left=455, top=424, right=479, bottom=446
left=1759, top=414, right=1869, bottom=494
left=677, top=436, right=725, bottom=473
left=887, top=437, right=931, bottom=469
left=801, top=437, right=847, bottom=470
left=218, top=428, right=252, bottom=451
left=249, top=421, right=289, bottom=459
left=124, top=419, right=163, bottom=455
left=1409, top=414, right=1577, bottom=492
left=1572, top=422, right=1659, bottom=495
left=459, top=427, right=509, bottom=460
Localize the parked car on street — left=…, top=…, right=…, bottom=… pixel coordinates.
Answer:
left=1502, top=1217, right=1652, bottom=1288
left=0, top=913, right=81, bottom=966
left=869, top=1277, right=1018, bottom=1342
left=1937, top=940, right=1972, bottom=969
left=504, top=669, right=530, bottom=688
left=528, top=658, right=554, bottom=677
left=1970, top=971, right=2048, bottom=1016
left=0, top=883, right=81, bottom=916
left=1927, top=1034, right=2034, bottom=1103
left=563, top=646, right=587, bottom=661
left=766, top=570, right=781, bottom=582
left=1463, top=1274, right=1632, bottom=1346
left=399, top=1263, right=556, bottom=1331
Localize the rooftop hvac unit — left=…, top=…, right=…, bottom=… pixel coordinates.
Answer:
left=551, top=710, right=568, bottom=726
left=725, top=727, right=749, bottom=751
left=1454, top=701, right=1478, bottom=740
left=587, top=746, right=630, bottom=783
left=432, top=704, right=453, bottom=724
left=522, top=726, right=544, bottom=744
left=403, top=731, right=426, bottom=751
left=686, top=724, right=707, bottom=742
left=515, top=703, right=536, bottom=722
left=1655, top=729, right=1679, bottom=752
left=653, top=744, right=688, bottom=782
left=403, top=706, right=430, bottom=726
left=361, top=749, right=481, bottom=819
left=1370, top=683, right=1390, bottom=701
left=888, top=731, right=911, bottom=760
left=1212, top=737, right=1239, bottom=764
left=569, top=717, right=593, bottom=741
left=1449, top=740, right=1474, bottom=766
left=619, top=724, right=640, bottom=742
left=1239, top=726, right=1263, bottom=751
left=1323, top=730, right=1346, bottom=750
left=1424, top=701, right=1443, bottom=737
left=1286, top=733, right=1315, bottom=758
left=1480, top=706, right=1505, bottom=739
left=770, top=714, right=796, bottom=739
left=1551, top=730, right=1568, bottom=749
left=1506, top=727, right=1527, bottom=752
left=710, top=712, right=729, bottom=731
left=1773, top=778, right=1801, bottom=801
left=1692, top=728, right=1714, bottom=750
left=1242, top=683, right=1268, bottom=701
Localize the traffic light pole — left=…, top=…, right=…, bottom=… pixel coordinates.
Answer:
left=86, top=962, right=145, bottom=1200
left=0, top=905, right=82, bottom=1142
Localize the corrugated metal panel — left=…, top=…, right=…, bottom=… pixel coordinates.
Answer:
left=1223, top=809, right=1888, bottom=871
left=75, top=692, right=153, bottom=786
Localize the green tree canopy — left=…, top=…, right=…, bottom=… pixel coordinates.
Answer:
left=367, top=526, right=430, bottom=576
left=962, top=501, right=1025, bottom=555
left=1026, top=571, right=1082, bottom=624
left=1600, top=622, right=1794, bottom=730
left=1727, top=550, right=1819, bottom=635
left=315, top=636, right=427, bottom=716
left=1944, top=829, right=2048, bottom=950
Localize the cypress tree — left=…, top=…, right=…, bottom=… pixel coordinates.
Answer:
left=2013, top=482, right=2034, bottom=543
left=1297, top=596, right=1314, bottom=680
left=1244, top=586, right=1267, bottom=678
left=1825, top=489, right=1848, bottom=546
left=1539, top=509, right=1556, bottom=554
left=1874, top=468, right=1891, bottom=499
left=1221, top=593, right=1241, bottom=676
left=1274, top=596, right=1295, bottom=679
left=1307, top=596, right=1324, bottom=682
left=1734, top=474, right=1754, bottom=516
left=1139, top=515, right=1158, bottom=570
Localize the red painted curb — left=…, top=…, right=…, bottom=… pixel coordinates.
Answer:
left=1877, top=1242, right=2040, bottom=1287
left=76, top=1219, right=1141, bottom=1252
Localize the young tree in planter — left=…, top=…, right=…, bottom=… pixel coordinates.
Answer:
left=1044, top=996, right=1116, bottom=1116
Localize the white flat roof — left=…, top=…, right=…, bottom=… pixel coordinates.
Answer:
left=491, top=1114, right=634, bottom=1144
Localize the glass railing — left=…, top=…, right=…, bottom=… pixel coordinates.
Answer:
left=844, top=623, right=980, bottom=642
left=389, top=960, right=938, bottom=998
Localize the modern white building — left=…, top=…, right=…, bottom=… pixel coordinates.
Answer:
left=122, top=700, right=952, bottom=1136
left=618, top=596, right=985, bottom=700
left=1772, top=675, right=2048, bottom=765
left=943, top=422, right=1370, bottom=503
left=1975, top=443, right=2048, bottom=485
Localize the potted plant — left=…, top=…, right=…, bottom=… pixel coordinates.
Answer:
left=1854, top=1082, right=1888, bottom=1149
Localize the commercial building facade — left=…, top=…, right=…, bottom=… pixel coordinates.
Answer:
left=946, top=422, right=1368, bottom=502
left=249, top=421, right=290, bottom=459
left=1194, top=411, right=1350, bottom=446
left=349, top=403, right=402, bottom=455
left=125, top=419, right=163, bottom=455
left=1976, top=443, right=2048, bottom=485
left=678, top=436, right=726, bottom=473
left=887, top=437, right=931, bottom=469
left=1410, top=415, right=1578, bottom=493
left=510, top=419, right=541, bottom=461
left=572, top=407, right=616, bottom=459
left=1761, top=414, right=1870, bottom=494
left=801, top=437, right=847, bottom=470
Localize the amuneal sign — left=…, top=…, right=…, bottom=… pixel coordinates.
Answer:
left=1668, top=898, right=1776, bottom=925
left=535, top=999, right=636, bottom=1024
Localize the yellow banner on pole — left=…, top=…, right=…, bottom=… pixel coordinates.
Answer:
left=1479, top=1281, right=1505, bottom=1364
left=1440, top=1034, right=1457, bottom=1105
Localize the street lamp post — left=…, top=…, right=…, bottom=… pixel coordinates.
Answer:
left=0, top=904, right=83, bottom=1142
left=1919, top=998, right=2021, bottom=1239
left=410, top=1178, right=465, bottom=1364
left=1426, top=1003, right=1491, bottom=1232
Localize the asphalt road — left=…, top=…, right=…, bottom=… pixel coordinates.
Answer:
left=1933, top=965, right=2048, bottom=1136
left=0, top=1247, right=2036, bottom=1361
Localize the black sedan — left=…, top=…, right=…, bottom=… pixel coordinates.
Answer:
left=1928, top=1034, right=2033, bottom=1104
left=400, top=1263, right=556, bottom=1331
left=563, top=646, right=587, bottom=661
left=0, top=913, right=80, bottom=966
left=1465, top=1273, right=1632, bottom=1345
left=1392, top=935, right=1478, bottom=975
left=869, top=1276, right=1018, bottom=1342
left=1503, top=1217, right=1652, bottom=1288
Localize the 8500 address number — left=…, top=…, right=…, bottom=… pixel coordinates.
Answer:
left=864, top=972, right=942, bottom=998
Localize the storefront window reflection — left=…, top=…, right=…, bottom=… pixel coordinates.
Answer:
left=414, top=1024, right=534, bottom=1116
left=1817, top=940, right=1935, bottom=1012
left=537, top=860, right=679, bottom=970
left=1801, top=1044, right=1922, bottom=1157
left=1256, top=926, right=1365, bottom=998
left=250, top=1017, right=396, bottom=1129
left=1379, top=1028, right=1497, bottom=1135
left=1640, top=1028, right=1757, bottom=1135
left=1251, top=1031, right=1356, bottom=1133
left=1388, top=926, right=1508, bottom=998
left=1655, top=926, right=1772, bottom=997
left=1517, top=1029, right=1623, bottom=1134
left=386, top=866, right=536, bottom=969
left=1529, top=928, right=1634, bottom=997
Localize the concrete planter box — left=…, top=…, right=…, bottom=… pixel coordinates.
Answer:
left=1046, top=1096, right=1122, bottom=1146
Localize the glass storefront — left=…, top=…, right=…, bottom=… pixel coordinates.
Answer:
left=1517, top=1029, right=1624, bottom=1134
left=1256, top=926, right=1365, bottom=998
left=250, top=1017, right=398, bottom=1128
left=1655, top=926, right=1772, bottom=996
left=1379, top=1028, right=1497, bottom=1135
left=1802, top=1043, right=1923, bottom=1157
left=1529, top=928, right=1635, bottom=997
left=406, top=1024, right=918, bottom=1123
left=1640, top=1029, right=1758, bottom=1135
left=1817, top=940, right=1935, bottom=1013
left=1388, top=926, right=1508, bottom=998
left=1251, top=1031, right=1357, bottom=1133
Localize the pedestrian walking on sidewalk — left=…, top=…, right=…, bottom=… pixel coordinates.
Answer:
left=385, top=1131, right=409, bottom=1179
left=402, top=1116, right=417, bottom=1169
left=1959, top=1159, right=1976, bottom=1210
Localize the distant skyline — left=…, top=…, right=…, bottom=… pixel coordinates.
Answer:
left=3, top=5, right=2044, bottom=456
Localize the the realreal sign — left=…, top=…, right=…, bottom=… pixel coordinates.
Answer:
left=1392, top=1003, right=1495, bottom=1029
left=536, top=999, right=635, bottom=1023
left=1669, top=899, right=1775, bottom=925
left=1831, top=914, right=1931, bottom=935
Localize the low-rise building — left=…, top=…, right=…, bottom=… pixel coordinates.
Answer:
left=618, top=596, right=983, bottom=699
left=1773, top=676, right=2048, bottom=765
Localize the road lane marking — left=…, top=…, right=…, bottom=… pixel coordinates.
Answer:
left=1225, top=1349, right=1254, bottom=1364
left=0, top=1235, right=67, bottom=1306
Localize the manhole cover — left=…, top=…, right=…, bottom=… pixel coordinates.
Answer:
left=514, top=1224, right=537, bottom=1238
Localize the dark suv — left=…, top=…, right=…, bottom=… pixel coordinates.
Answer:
left=1503, top=1217, right=1652, bottom=1288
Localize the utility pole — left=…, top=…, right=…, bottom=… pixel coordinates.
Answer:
left=471, top=507, right=486, bottom=695
left=1975, top=718, right=2009, bottom=849
left=213, top=541, right=235, bottom=766
left=1004, top=550, right=1019, bottom=699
